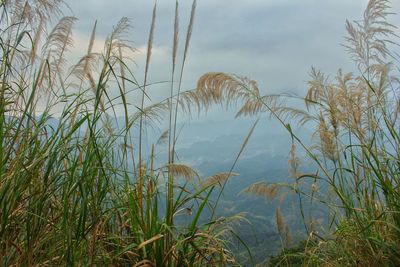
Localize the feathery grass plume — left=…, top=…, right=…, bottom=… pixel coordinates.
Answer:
left=306, top=68, right=342, bottom=133
left=275, top=207, right=286, bottom=237
left=201, top=172, right=239, bottom=188
left=85, top=20, right=97, bottom=72
left=164, top=163, right=199, bottom=181
left=272, top=106, right=317, bottom=127
left=192, top=72, right=284, bottom=120
left=288, top=143, right=300, bottom=178
left=10, top=0, right=63, bottom=35
left=156, top=129, right=169, bottom=146
left=182, top=0, right=196, bottom=64
left=34, top=16, right=76, bottom=99
left=71, top=20, right=99, bottom=94
left=196, top=72, right=247, bottom=106
left=131, top=100, right=169, bottom=122
left=344, top=0, right=396, bottom=73
left=43, top=16, right=76, bottom=59
left=172, top=1, right=179, bottom=71
left=242, top=182, right=280, bottom=201
left=192, top=73, right=247, bottom=109
left=276, top=207, right=291, bottom=247
left=44, top=16, right=76, bottom=92
left=106, top=17, right=134, bottom=67
left=316, top=117, right=338, bottom=162
left=29, top=14, right=44, bottom=64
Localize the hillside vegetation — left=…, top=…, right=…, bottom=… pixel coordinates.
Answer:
left=0, top=0, right=399, bottom=266
left=0, top=0, right=244, bottom=265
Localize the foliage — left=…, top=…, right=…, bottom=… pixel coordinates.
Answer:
left=0, top=0, right=246, bottom=266
left=194, top=0, right=400, bottom=265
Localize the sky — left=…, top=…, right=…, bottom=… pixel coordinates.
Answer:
left=63, top=0, right=400, bottom=96
left=62, top=0, right=400, bottom=145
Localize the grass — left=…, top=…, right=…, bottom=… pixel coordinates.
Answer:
left=1, top=0, right=400, bottom=266
left=0, top=0, right=247, bottom=266
left=193, top=0, right=400, bottom=265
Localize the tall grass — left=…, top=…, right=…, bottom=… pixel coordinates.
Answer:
left=4, top=0, right=399, bottom=265
left=193, top=0, right=400, bottom=265
left=0, top=0, right=245, bottom=266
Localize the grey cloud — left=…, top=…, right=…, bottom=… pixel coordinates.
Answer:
left=62, top=0, right=399, bottom=119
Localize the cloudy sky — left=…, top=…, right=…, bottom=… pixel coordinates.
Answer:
left=62, top=0, right=399, bottom=144
left=64, top=0, right=399, bottom=94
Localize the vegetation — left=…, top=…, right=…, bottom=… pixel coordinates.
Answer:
left=1, top=0, right=399, bottom=266
left=194, top=0, right=400, bottom=265
left=0, top=0, right=247, bottom=265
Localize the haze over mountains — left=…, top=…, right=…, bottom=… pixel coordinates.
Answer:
left=160, top=117, right=319, bottom=264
